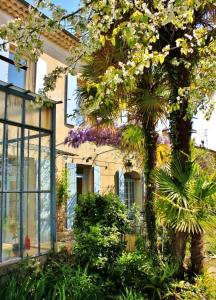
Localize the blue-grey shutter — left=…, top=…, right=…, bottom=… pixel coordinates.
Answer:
left=66, top=163, right=77, bottom=229
left=94, top=165, right=101, bottom=193
left=117, top=170, right=125, bottom=202
left=0, top=39, right=9, bottom=82
left=66, top=74, right=83, bottom=126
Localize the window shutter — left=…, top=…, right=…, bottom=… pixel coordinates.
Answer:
left=35, top=58, right=47, bottom=93
left=66, top=74, right=83, bottom=126
left=66, top=163, right=77, bottom=229
left=93, top=165, right=101, bottom=193
left=0, top=39, right=9, bottom=82
left=117, top=170, right=125, bottom=202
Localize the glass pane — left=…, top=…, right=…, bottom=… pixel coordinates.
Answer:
left=7, top=94, right=23, bottom=123
left=0, top=56, right=9, bottom=83
left=25, top=101, right=40, bottom=127
left=40, top=193, right=51, bottom=253
left=41, top=107, right=52, bottom=130
left=23, top=193, right=38, bottom=257
left=5, top=125, right=21, bottom=192
left=2, top=193, right=20, bottom=262
left=40, top=134, right=51, bottom=191
left=8, top=53, right=26, bottom=89
left=0, top=123, right=3, bottom=191
left=24, top=130, right=39, bottom=192
left=0, top=91, right=5, bottom=119
left=0, top=193, right=1, bottom=259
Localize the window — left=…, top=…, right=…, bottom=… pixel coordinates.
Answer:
left=77, top=165, right=91, bottom=198
left=0, top=49, right=27, bottom=89
left=124, top=174, right=135, bottom=209
left=8, top=53, right=26, bottom=89
left=116, top=171, right=138, bottom=208
left=66, top=163, right=96, bottom=229
left=65, top=74, right=83, bottom=127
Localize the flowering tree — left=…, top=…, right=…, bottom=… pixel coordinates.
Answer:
left=1, top=0, right=216, bottom=273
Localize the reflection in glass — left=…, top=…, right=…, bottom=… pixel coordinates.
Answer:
left=8, top=53, right=26, bottom=89
left=0, top=91, right=5, bottom=119
left=40, top=134, right=51, bottom=191
left=0, top=123, right=3, bottom=191
left=7, top=95, right=23, bottom=123
left=5, top=125, right=21, bottom=191
left=25, top=101, right=40, bottom=127
left=24, top=130, right=39, bottom=191
left=41, top=107, right=52, bottom=130
left=2, top=193, right=20, bottom=262
left=0, top=86, right=54, bottom=263
left=23, top=193, right=38, bottom=257
left=125, top=175, right=135, bottom=210
left=40, top=193, right=51, bottom=253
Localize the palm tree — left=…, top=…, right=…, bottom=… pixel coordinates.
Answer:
left=155, top=159, right=216, bottom=275
left=76, top=41, right=169, bottom=256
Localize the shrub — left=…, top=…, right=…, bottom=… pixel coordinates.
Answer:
left=112, top=251, right=177, bottom=299
left=206, top=233, right=216, bottom=256
left=73, top=193, right=129, bottom=272
left=0, top=251, right=104, bottom=300
left=165, top=273, right=216, bottom=300
left=115, top=289, right=148, bottom=300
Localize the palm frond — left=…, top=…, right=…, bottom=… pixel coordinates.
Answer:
left=155, top=159, right=216, bottom=234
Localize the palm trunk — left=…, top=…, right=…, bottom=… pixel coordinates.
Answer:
left=168, top=64, right=192, bottom=272
left=190, top=232, right=205, bottom=275
left=170, top=230, right=188, bottom=275
left=143, top=120, right=158, bottom=257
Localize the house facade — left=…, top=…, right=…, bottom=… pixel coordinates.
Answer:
left=0, top=0, right=144, bottom=265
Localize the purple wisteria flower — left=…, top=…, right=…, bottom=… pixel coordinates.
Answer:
left=65, top=126, right=170, bottom=149
left=65, top=126, right=122, bottom=148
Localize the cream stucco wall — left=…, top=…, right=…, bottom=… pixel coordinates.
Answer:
left=37, top=44, right=144, bottom=212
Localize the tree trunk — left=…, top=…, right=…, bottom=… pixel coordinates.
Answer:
left=170, top=230, right=188, bottom=276
left=143, top=120, right=158, bottom=257
left=168, top=64, right=192, bottom=272
left=191, top=232, right=205, bottom=275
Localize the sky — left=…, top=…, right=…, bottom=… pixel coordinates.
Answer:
left=27, top=1, right=216, bottom=151
left=193, top=105, right=216, bottom=151
left=27, top=0, right=80, bottom=13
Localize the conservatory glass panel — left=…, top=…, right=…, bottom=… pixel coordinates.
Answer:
left=40, top=134, right=51, bottom=191
left=7, top=95, right=23, bottom=123
left=24, top=130, right=39, bottom=192
left=23, top=193, right=38, bottom=257
left=0, top=123, right=3, bottom=191
left=2, top=193, right=20, bottom=262
left=0, top=91, right=5, bottom=119
left=0, top=82, right=55, bottom=264
left=25, top=101, right=40, bottom=128
left=41, top=107, right=52, bottom=130
left=40, top=193, right=51, bottom=253
left=5, top=125, right=21, bottom=192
